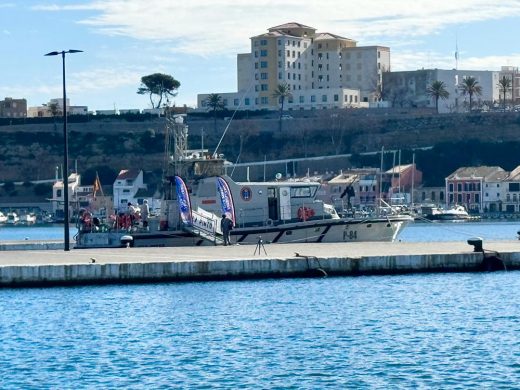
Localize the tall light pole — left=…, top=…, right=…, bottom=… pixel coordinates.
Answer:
left=45, top=49, right=83, bottom=251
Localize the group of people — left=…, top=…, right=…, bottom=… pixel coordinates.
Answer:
left=124, top=200, right=149, bottom=230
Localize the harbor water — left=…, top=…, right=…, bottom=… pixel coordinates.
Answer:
left=1, top=220, right=519, bottom=242
left=1, top=272, right=520, bottom=387
left=1, top=221, right=520, bottom=388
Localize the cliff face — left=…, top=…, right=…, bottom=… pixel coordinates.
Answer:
left=1, top=111, right=520, bottom=183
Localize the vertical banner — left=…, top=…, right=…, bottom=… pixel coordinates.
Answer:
left=216, top=176, right=236, bottom=225
left=175, top=175, right=193, bottom=224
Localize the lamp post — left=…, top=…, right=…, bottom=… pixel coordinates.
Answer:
left=45, top=49, right=83, bottom=251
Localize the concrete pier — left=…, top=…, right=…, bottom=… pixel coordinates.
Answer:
left=0, top=241, right=519, bottom=287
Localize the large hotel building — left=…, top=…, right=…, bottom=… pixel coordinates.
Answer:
left=197, top=22, right=390, bottom=111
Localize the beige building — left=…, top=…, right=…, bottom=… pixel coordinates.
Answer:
left=498, top=66, right=520, bottom=107
left=27, top=98, right=88, bottom=118
left=0, top=97, right=27, bottom=118
left=198, top=22, right=390, bottom=111
left=383, top=69, right=500, bottom=113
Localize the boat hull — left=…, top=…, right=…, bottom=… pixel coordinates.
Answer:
left=231, top=217, right=409, bottom=244
left=74, top=216, right=410, bottom=248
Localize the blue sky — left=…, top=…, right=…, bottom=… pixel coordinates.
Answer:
left=2, top=0, right=520, bottom=111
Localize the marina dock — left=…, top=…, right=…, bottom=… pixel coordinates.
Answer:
left=0, top=240, right=519, bottom=287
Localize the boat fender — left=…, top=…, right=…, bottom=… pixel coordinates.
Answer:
left=120, top=235, right=134, bottom=248
left=266, top=219, right=273, bottom=226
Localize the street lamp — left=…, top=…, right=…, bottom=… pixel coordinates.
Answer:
left=45, top=49, right=83, bottom=251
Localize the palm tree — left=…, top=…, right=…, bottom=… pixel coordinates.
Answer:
left=459, top=76, right=483, bottom=112
left=272, top=83, right=292, bottom=132
left=426, top=80, right=450, bottom=113
left=498, top=76, right=512, bottom=110
left=205, top=93, right=224, bottom=133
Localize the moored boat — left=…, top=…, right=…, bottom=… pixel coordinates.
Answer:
left=421, top=205, right=472, bottom=221
left=6, top=212, right=19, bottom=225
left=75, top=114, right=411, bottom=248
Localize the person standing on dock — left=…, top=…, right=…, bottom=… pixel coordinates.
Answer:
left=220, top=214, right=233, bottom=246
left=140, top=200, right=149, bottom=230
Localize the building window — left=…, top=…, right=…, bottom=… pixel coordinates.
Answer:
left=261, top=73, right=268, bottom=80
left=261, top=84, right=268, bottom=91
left=457, top=183, right=462, bottom=192
left=318, top=53, right=322, bottom=60
left=322, top=95, right=327, bottom=102
left=278, top=50, right=282, bottom=57
left=234, top=98, right=239, bottom=106
left=299, top=96, right=304, bottom=103
left=278, top=72, right=282, bottom=80
left=311, top=95, right=316, bottom=102
left=261, top=97, right=268, bottom=104
left=260, top=61, right=268, bottom=68
left=278, top=39, right=281, bottom=46
left=245, top=98, right=250, bottom=106
left=260, top=50, right=268, bottom=57
left=278, top=61, right=282, bottom=68
left=255, top=62, right=259, bottom=69
left=287, top=50, right=290, bottom=56
left=254, top=85, right=259, bottom=92
left=334, top=94, right=339, bottom=102
left=260, top=39, right=267, bottom=45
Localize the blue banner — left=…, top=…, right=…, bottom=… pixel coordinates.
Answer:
left=175, top=176, right=192, bottom=224
left=216, top=176, right=236, bottom=225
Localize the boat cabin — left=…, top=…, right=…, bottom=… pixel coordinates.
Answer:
left=190, top=176, right=339, bottom=227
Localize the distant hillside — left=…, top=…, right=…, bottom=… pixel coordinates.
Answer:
left=1, top=110, right=520, bottom=191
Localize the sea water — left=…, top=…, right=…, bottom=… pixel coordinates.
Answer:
left=1, top=222, right=520, bottom=388
left=1, top=220, right=519, bottom=242
left=1, top=273, right=520, bottom=388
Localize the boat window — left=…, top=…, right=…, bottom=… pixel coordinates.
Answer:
left=290, top=186, right=316, bottom=198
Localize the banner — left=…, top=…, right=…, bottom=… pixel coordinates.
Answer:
left=175, top=175, right=193, bottom=224
left=216, top=176, right=236, bottom=225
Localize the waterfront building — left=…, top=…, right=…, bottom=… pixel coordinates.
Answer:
left=413, top=186, right=445, bottom=205
left=112, top=169, right=160, bottom=213
left=197, top=22, right=389, bottom=111
left=382, top=69, right=500, bottom=113
left=485, top=165, right=520, bottom=213
left=49, top=173, right=112, bottom=220
left=386, top=164, right=423, bottom=204
left=445, top=166, right=507, bottom=212
left=0, top=97, right=27, bottom=118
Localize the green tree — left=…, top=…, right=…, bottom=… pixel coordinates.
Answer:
left=426, top=80, right=450, bottom=113
left=137, top=73, right=180, bottom=108
left=272, top=83, right=293, bottom=132
left=205, top=93, right=225, bottom=133
left=49, top=102, right=60, bottom=117
left=498, top=76, right=512, bottom=110
left=459, top=76, right=482, bottom=112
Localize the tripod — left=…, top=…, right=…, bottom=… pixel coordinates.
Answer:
left=254, top=236, right=267, bottom=255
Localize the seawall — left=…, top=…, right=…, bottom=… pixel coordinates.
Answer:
left=0, top=241, right=518, bottom=287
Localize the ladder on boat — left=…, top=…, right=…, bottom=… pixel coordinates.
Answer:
left=182, top=208, right=224, bottom=245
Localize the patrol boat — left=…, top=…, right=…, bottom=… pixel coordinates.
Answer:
left=75, top=113, right=411, bottom=248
